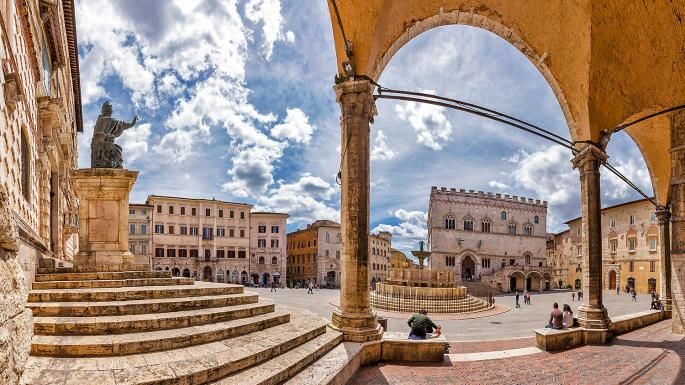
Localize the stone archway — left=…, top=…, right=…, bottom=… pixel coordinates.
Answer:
left=182, top=268, right=190, bottom=278
left=171, top=267, right=180, bottom=277
left=460, top=254, right=476, bottom=281
left=202, top=267, right=213, bottom=282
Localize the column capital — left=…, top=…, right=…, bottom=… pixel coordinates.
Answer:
left=571, top=144, right=608, bottom=171
left=656, top=208, right=671, bottom=224
left=334, top=79, right=377, bottom=123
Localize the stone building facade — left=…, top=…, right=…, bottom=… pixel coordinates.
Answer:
left=144, top=195, right=287, bottom=285
left=286, top=220, right=391, bottom=288
left=428, top=187, right=550, bottom=292
left=550, top=198, right=662, bottom=294
left=249, top=212, right=288, bottom=286
left=390, top=248, right=412, bottom=269
left=0, top=0, right=81, bottom=382
left=127, top=203, right=152, bottom=267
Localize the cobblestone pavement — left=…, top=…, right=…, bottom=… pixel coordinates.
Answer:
left=254, top=287, right=655, bottom=340
left=448, top=337, right=536, bottom=353
left=350, top=320, right=685, bottom=385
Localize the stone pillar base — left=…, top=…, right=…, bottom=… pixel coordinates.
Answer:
left=74, top=251, right=135, bottom=267
left=330, top=308, right=383, bottom=343
left=577, top=304, right=612, bottom=330
left=662, top=298, right=672, bottom=318
left=582, top=328, right=612, bottom=345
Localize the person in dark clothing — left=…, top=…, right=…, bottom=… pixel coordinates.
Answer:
left=515, top=290, right=521, bottom=308
left=407, top=309, right=441, bottom=340
left=270, top=281, right=277, bottom=292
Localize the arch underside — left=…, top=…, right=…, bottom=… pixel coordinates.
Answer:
left=328, top=0, right=683, bottom=205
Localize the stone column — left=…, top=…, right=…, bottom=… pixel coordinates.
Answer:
left=657, top=209, right=673, bottom=317
left=571, top=144, right=611, bottom=342
left=670, top=110, right=685, bottom=334
left=330, top=79, right=383, bottom=342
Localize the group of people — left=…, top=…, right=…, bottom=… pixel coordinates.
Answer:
left=514, top=290, right=533, bottom=308
left=650, top=291, right=664, bottom=310
left=547, top=302, right=577, bottom=329
left=570, top=290, right=583, bottom=302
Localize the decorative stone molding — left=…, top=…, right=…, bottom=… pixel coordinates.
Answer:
left=0, top=185, right=20, bottom=254
left=334, top=80, right=377, bottom=123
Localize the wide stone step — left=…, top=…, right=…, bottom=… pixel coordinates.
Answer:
left=211, top=328, right=342, bottom=385
left=31, top=277, right=195, bottom=290
left=34, top=300, right=276, bottom=335
left=37, top=264, right=152, bottom=274
left=23, top=311, right=328, bottom=384
left=284, top=341, right=363, bottom=385
left=28, top=292, right=260, bottom=317
left=35, top=270, right=171, bottom=282
left=29, top=282, right=242, bottom=302
left=31, top=311, right=291, bottom=357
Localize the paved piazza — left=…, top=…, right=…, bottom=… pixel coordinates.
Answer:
left=349, top=320, right=684, bottom=385
left=254, top=287, right=653, bottom=340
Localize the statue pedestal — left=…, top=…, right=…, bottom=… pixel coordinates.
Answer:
left=72, top=168, right=140, bottom=267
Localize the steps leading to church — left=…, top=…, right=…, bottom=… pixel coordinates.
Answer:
left=34, top=301, right=276, bottom=335
left=24, top=268, right=345, bottom=384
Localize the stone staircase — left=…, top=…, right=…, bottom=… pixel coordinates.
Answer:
left=22, top=267, right=343, bottom=385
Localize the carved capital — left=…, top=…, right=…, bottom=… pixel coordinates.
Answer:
left=571, top=144, right=608, bottom=173
left=334, top=80, right=377, bottom=123
left=656, top=208, right=671, bottom=225
left=3, top=72, right=21, bottom=114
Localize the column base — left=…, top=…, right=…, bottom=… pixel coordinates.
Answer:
left=330, top=308, right=383, bottom=343
left=75, top=251, right=134, bottom=267
left=577, top=304, right=612, bottom=330
left=662, top=298, right=672, bottom=318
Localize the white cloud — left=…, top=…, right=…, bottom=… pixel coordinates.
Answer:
left=372, top=209, right=428, bottom=251
left=285, top=30, right=295, bottom=43
left=371, top=130, right=395, bottom=161
left=488, top=180, right=510, bottom=189
left=255, top=173, right=339, bottom=223
left=395, top=98, right=452, bottom=150
left=245, top=0, right=287, bottom=59
left=153, top=130, right=194, bottom=161
left=271, top=108, right=315, bottom=144
left=119, top=123, right=152, bottom=165
left=507, top=146, right=578, bottom=205
left=222, top=141, right=285, bottom=197
left=602, top=157, right=653, bottom=200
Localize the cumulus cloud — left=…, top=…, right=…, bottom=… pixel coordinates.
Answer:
left=488, top=180, right=509, bottom=189
left=507, top=145, right=578, bottom=205
left=371, top=130, right=396, bottom=161
left=244, top=0, right=288, bottom=59
left=153, top=129, right=194, bottom=161
left=395, top=95, right=453, bottom=150
left=255, top=173, right=339, bottom=223
left=271, top=108, right=315, bottom=144
left=602, top=156, right=653, bottom=200
left=372, top=209, right=428, bottom=251
left=222, top=142, right=285, bottom=197
left=119, top=123, right=152, bottom=165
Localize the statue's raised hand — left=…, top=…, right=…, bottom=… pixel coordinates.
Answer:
left=131, top=115, right=139, bottom=125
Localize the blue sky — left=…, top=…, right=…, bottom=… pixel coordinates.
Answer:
left=75, top=0, right=652, bottom=257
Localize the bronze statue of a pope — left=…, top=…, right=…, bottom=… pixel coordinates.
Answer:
left=90, top=101, right=138, bottom=168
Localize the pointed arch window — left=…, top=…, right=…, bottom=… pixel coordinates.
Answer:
left=481, top=218, right=491, bottom=233
left=534, top=215, right=539, bottom=224
left=444, top=215, right=455, bottom=230
left=463, top=216, right=474, bottom=231
left=523, top=224, right=533, bottom=236
left=508, top=222, right=517, bottom=235
left=500, top=211, right=507, bottom=220
left=325, top=232, right=330, bottom=242
left=524, top=254, right=531, bottom=265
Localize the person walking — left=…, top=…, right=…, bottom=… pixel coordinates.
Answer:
left=515, top=290, right=521, bottom=308
left=571, top=292, right=575, bottom=302
left=307, top=281, right=314, bottom=294
left=631, top=289, right=637, bottom=302
left=270, top=281, right=277, bottom=293
left=528, top=292, right=532, bottom=305
left=617, top=286, right=620, bottom=295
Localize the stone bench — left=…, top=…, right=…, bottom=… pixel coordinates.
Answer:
left=381, top=332, right=447, bottom=362
left=611, top=310, right=664, bottom=335
left=534, top=327, right=583, bottom=351
left=535, top=310, right=666, bottom=351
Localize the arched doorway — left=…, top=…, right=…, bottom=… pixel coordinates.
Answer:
left=461, top=255, right=475, bottom=280
left=326, top=271, right=336, bottom=288
left=231, top=270, right=239, bottom=283
left=575, top=279, right=582, bottom=289
left=216, top=269, right=225, bottom=283
left=202, top=267, right=213, bottom=282
left=648, top=278, right=657, bottom=293
left=182, top=268, right=190, bottom=278
left=262, top=272, right=270, bottom=285
left=508, top=271, right=525, bottom=292
left=627, top=277, right=636, bottom=291
left=251, top=273, right=259, bottom=285
left=171, top=267, right=180, bottom=277
left=241, top=271, right=248, bottom=284
left=609, top=270, right=617, bottom=290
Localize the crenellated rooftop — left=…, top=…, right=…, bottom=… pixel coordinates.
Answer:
left=430, top=186, right=548, bottom=207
